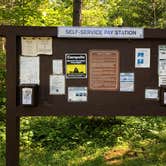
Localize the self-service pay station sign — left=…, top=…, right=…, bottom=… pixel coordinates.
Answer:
left=1, top=26, right=166, bottom=165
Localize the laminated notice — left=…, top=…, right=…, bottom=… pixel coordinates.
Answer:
left=145, top=89, right=159, bottom=100
left=120, top=73, right=134, bottom=92
left=68, top=87, right=87, bottom=102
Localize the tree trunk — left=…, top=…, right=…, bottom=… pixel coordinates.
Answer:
left=73, top=0, right=82, bottom=26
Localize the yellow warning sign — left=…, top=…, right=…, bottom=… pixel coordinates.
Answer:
left=66, top=54, right=87, bottom=78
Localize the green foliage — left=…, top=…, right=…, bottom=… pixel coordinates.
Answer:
left=18, top=116, right=166, bottom=165
left=1, top=0, right=166, bottom=27
left=0, top=49, right=6, bottom=166
left=0, top=50, right=6, bottom=121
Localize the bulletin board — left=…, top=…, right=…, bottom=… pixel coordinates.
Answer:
left=1, top=26, right=166, bottom=117
left=1, top=25, right=166, bottom=166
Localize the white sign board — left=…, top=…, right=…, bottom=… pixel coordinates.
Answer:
left=68, top=87, right=87, bottom=102
left=120, top=73, right=134, bottom=92
left=20, top=56, right=40, bottom=84
left=135, top=48, right=150, bottom=68
left=58, top=27, right=144, bottom=39
left=50, top=75, right=65, bottom=95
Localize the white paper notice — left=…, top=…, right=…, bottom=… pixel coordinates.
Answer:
left=21, top=37, right=52, bottom=56
left=159, top=76, right=166, bottom=86
left=21, top=37, right=37, bottom=56
left=22, top=88, right=32, bottom=105
left=37, top=37, right=52, bottom=55
left=158, top=45, right=166, bottom=76
left=120, top=73, right=134, bottom=92
left=159, top=45, right=166, bottom=59
left=53, top=60, right=63, bottom=74
left=20, top=56, right=40, bottom=84
left=164, top=92, right=166, bottom=104
left=68, top=87, right=87, bottom=102
left=135, top=48, right=150, bottom=68
left=158, top=59, right=166, bottom=75
left=145, top=89, right=159, bottom=100
left=50, top=75, right=65, bottom=95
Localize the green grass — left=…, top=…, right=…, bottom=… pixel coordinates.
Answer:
left=18, top=140, right=166, bottom=166
left=1, top=117, right=166, bottom=166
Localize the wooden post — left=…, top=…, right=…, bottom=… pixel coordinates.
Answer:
left=6, top=32, right=20, bottom=166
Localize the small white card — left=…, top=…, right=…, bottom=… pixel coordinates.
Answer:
left=50, top=75, right=65, bottom=95
left=53, top=60, right=63, bottom=74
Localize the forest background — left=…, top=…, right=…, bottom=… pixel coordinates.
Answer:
left=1, top=0, right=166, bottom=165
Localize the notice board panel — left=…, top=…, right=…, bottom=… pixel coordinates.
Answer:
left=1, top=26, right=166, bottom=116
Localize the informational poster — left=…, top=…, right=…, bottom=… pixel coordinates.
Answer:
left=158, top=59, right=166, bottom=75
left=89, top=50, right=119, bottom=91
left=21, top=37, right=37, bottom=56
left=158, top=45, right=166, bottom=76
left=68, top=87, right=87, bottom=102
left=135, top=48, right=150, bottom=68
left=120, top=73, right=134, bottom=92
left=20, top=56, right=40, bottom=84
left=66, top=53, right=87, bottom=79
left=37, top=37, right=52, bottom=55
left=159, top=76, right=166, bottom=86
left=53, top=59, right=63, bottom=74
left=145, top=89, right=159, bottom=100
left=159, top=45, right=166, bottom=59
left=21, top=37, right=52, bottom=56
left=50, top=75, right=65, bottom=95
left=22, top=88, right=32, bottom=105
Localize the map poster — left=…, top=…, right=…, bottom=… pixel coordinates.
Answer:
left=65, top=53, right=87, bottom=79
